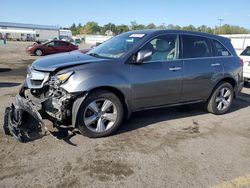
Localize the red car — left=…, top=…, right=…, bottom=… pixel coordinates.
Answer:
left=26, top=40, right=78, bottom=56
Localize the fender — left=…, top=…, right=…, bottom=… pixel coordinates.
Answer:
left=61, top=73, right=132, bottom=101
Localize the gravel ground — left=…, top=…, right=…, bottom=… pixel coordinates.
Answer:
left=1, top=42, right=250, bottom=188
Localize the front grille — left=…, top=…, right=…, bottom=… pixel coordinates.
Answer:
left=31, top=80, right=43, bottom=86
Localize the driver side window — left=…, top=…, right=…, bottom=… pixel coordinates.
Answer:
left=141, top=34, right=178, bottom=62
left=47, top=41, right=56, bottom=47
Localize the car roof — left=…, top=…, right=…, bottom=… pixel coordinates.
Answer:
left=51, top=40, right=69, bottom=42
left=126, top=29, right=229, bottom=41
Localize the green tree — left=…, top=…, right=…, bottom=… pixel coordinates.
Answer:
left=166, top=24, right=181, bottom=30
left=115, top=24, right=129, bottom=34
left=182, top=24, right=196, bottom=31
left=69, top=21, right=250, bottom=36
left=81, top=22, right=100, bottom=34
left=130, top=21, right=146, bottom=30
left=130, top=21, right=138, bottom=30
left=101, top=23, right=116, bottom=35
left=146, top=23, right=157, bottom=29
left=158, top=23, right=166, bottom=29
left=70, top=23, right=78, bottom=35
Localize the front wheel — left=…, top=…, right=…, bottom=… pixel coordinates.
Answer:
left=76, top=90, right=124, bottom=138
left=205, top=82, right=234, bottom=115
left=35, top=49, right=43, bottom=56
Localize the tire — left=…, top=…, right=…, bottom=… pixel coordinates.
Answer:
left=3, top=107, right=11, bottom=135
left=76, top=90, right=124, bottom=138
left=244, top=81, right=249, bottom=87
left=35, top=49, right=43, bottom=56
left=206, top=82, right=234, bottom=115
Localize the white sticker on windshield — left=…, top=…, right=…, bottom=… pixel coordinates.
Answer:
left=129, top=34, right=145, bottom=38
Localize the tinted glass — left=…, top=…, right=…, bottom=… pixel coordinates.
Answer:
left=141, top=34, right=178, bottom=62
left=241, top=47, right=250, bottom=56
left=182, top=35, right=212, bottom=58
left=59, top=41, right=69, bottom=46
left=213, top=40, right=231, bottom=56
left=47, top=42, right=56, bottom=46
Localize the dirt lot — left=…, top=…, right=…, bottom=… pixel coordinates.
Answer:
left=1, top=42, right=250, bottom=188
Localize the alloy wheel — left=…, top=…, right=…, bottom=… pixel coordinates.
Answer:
left=83, top=99, right=118, bottom=133
left=36, top=49, right=42, bottom=56
left=215, top=87, right=232, bottom=111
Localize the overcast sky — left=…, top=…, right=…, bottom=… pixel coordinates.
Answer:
left=1, top=0, right=250, bottom=28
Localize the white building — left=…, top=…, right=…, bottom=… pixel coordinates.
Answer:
left=76, top=34, right=112, bottom=45
left=221, top=34, right=250, bottom=55
left=59, top=29, right=72, bottom=40
left=0, top=22, right=59, bottom=42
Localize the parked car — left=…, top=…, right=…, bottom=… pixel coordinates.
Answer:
left=4, top=30, right=243, bottom=141
left=239, top=46, right=250, bottom=84
left=26, top=40, right=78, bottom=56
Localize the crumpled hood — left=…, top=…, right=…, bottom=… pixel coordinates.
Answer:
left=32, top=51, right=108, bottom=72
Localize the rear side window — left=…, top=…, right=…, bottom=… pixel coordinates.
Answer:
left=182, top=35, right=212, bottom=58
left=213, top=40, right=231, bottom=56
left=240, top=47, right=250, bottom=56
left=57, top=41, right=69, bottom=46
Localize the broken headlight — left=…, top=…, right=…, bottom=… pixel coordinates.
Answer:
left=55, top=71, right=74, bottom=84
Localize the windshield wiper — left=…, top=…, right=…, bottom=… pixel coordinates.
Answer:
left=88, top=52, right=116, bottom=59
left=88, top=53, right=102, bottom=58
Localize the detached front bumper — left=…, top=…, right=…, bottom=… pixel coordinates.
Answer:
left=3, top=85, right=44, bottom=142
left=3, top=81, right=81, bottom=142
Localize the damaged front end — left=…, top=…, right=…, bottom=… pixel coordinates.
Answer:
left=3, top=67, right=77, bottom=142
left=3, top=86, right=44, bottom=142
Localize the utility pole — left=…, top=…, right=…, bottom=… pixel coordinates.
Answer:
left=218, top=18, right=224, bottom=34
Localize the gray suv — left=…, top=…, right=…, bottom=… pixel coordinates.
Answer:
left=4, top=30, right=243, bottom=141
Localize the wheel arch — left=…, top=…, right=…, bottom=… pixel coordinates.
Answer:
left=88, top=86, right=131, bottom=117
left=208, top=77, right=237, bottom=101
left=72, top=86, right=131, bottom=128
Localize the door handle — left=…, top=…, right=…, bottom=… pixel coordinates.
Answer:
left=211, top=63, right=221, bottom=67
left=169, top=67, right=182, bottom=71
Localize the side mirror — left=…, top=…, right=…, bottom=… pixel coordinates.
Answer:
left=136, top=50, right=152, bottom=63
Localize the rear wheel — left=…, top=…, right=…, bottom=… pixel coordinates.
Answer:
left=35, top=49, right=43, bottom=56
left=76, top=90, right=124, bottom=138
left=206, top=82, right=234, bottom=115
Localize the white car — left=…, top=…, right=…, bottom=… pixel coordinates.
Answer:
left=240, top=46, right=250, bottom=84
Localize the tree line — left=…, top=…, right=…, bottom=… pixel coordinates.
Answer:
left=67, top=21, right=250, bottom=36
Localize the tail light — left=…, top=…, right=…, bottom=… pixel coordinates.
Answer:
left=240, top=59, right=244, bottom=66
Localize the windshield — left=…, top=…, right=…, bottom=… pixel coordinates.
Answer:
left=87, top=33, right=145, bottom=59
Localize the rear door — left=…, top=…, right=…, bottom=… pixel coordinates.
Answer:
left=181, top=35, right=224, bottom=102
left=56, top=41, right=70, bottom=53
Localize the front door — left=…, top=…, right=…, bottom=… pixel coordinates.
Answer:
left=130, top=34, right=183, bottom=110
left=46, top=41, right=57, bottom=54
